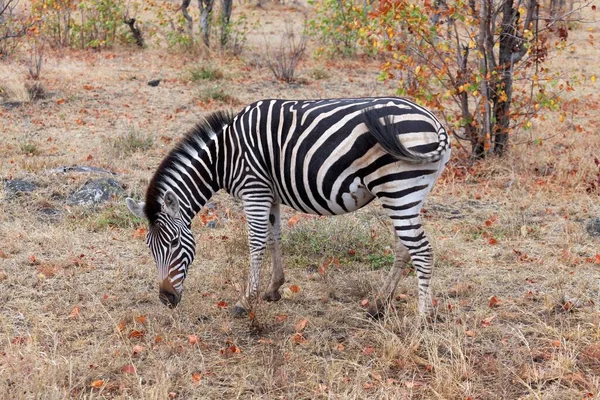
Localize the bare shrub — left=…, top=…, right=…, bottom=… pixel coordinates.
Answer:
left=27, top=41, right=44, bottom=80
left=265, top=25, right=307, bottom=83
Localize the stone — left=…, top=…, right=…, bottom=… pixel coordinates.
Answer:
left=586, top=218, right=600, bottom=237
left=147, top=79, right=161, bottom=87
left=3, top=180, right=36, bottom=196
left=67, top=178, right=124, bottom=206
left=51, top=165, right=116, bottom=175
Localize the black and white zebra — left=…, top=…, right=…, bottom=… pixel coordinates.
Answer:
left=126, top=97, right=450, bottom=318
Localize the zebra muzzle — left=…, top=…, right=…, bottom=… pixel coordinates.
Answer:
left=159, top=278, right=181, bottom=308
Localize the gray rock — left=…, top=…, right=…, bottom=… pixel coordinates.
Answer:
left=67, top=178, right=124, bottom=206
left=51, top=165, right=116, bottom=175
left=148, top=79, right=161, bottom=87
left=4, top=180, right=36, bottom=195
left=38, top=207, right=62, bottom=222
left=206, top=220, right=217, bottom=229
left=586, top=218, right=600, bottom=237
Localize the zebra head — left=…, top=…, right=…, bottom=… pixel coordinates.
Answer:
left=126, top=190, right=195, bottom=308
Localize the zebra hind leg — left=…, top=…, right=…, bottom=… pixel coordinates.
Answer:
left=383, top=206, right=435, bottom=318
left=263, top=202, right=285, bottom=302
left=367, top=240, right=410, bottom=319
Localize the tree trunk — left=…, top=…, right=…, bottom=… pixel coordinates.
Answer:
left=220, top=0, right=232, bottom=47
left=181, top=0, right=194, bottom=39
left=198, top=0, right=214, bottom=47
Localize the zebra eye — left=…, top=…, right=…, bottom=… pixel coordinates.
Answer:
left=170, top=237, right=179, bottom=247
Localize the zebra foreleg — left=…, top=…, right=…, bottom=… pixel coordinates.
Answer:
left=367, top=240, right=410, bottom=319
left=233, top=200, right=271, bottom=318
left=263, top=202, right=285, bottom=302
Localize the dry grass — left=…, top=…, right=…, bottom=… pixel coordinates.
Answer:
left=1, top=4, right=600, bottom=399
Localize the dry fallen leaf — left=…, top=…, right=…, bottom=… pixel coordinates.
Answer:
left=68, top=306, right=80, bottom=319
left=121, top=364, right=136, bottom=374
left=362, top=345, right=375, bottom=355
left=128, top=330, right=145, bottom=339
left=295, top=318, right=308, bottom=332
left=189, top=335, right=200, bottom=345
left=289, top=284, right=301, bottom=293
left=292, top=333, right=307, bottom=344
left=360, top=299, right=370, bottom=307
left=287, top=215, right=300, bottom=227
left=192, top=372, right=202, bottom=383
left=488, top=295, right=501, bottom=308
left=90, top=380, right=104, bottom=388
left=135, top=315, right=147, bottom=324
left=132, top=345, right=145, bottom=355
left=216, top=300, right=228, bottom=308
left=465, top=330, right=477, bottom=337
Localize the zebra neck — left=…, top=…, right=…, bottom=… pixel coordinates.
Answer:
left=145, top=135, right=221, bottom=226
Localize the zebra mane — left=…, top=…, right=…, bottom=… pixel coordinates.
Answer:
left=144, top=110, right=235, bottom=224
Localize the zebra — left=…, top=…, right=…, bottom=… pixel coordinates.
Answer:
left=126, top=97, right=451, bottom=318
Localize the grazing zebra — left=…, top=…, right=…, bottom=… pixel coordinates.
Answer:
left=126, top=97, right=450, bottom=318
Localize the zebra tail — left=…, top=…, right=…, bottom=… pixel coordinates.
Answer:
left=363, top=110, right=450, bottom=164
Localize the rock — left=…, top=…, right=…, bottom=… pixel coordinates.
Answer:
left=586, top=218, right=600, bottom=237
left=1, top=101, right=24, bottom=110
left=67, top=178, right=124, bottom=206
left=38, top=207, right=62, bottom=221
left=50, top=165, right=116, bottom=175
left=147, top=79, right=161, bottom=87
left=206, top=220, right=217, bottom=229
left=4, top=180, right=36, bottom=196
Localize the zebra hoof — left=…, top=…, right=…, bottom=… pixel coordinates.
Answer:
left=232, top=305, right=248, bottom=318
left=262, top=291, right=281, bottom=302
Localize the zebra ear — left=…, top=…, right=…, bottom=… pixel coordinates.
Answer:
left=163, top=190, right=180, bottom=219
left=126, top=198, right=147, bottom=220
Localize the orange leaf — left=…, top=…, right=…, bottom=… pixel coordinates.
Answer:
left=360, top=299, right=370, bottom=307
left=86, top=154, right=93, bottom=161
left=82, top=84, right=95, bottom=90
left=192, top=372, right=202, bottom=383
left=292, top=333, right=307, bottom=344
left=287, top=215, right=300, bottom=228
left=90, top=380, right=104, bottom=388
left=154, top=335, right=164, bottom=344
left=216, top=300, right=228, bottom=308
left=336, top=343, right=345, bottom=351
left=289, top=284, right=301, bottom=293
left=56, top=98, right=65, bottom=105
left=133, top=228, right=146, bottom=239
left=481, top=315, right=496, bottom=327
left=128, top=330, right=145, bottom=339
left=488, top=238, right=498, bottom=245
left=295, top=318, right=308, bottom=332
left=168, top=392, right=177, bottom=399
left=362, top=345, right=375, bottom=355
left=488, top=296, right=501, bottom=308
left=121, top=364, right=136, bottom=374
left=188, top=335, right=200, bottom=345
left=275, top=314, right=288, bottom=322
left=69, top=306, right=80, bottom=319
left=465, top=330, right=477, bottom=337
left=595, top=254, right=600, bottom=264
left=135, top=315, right=147, bottom=324
left=132, top=345, right=145, bottom=355
left=117, top=320, right=126, bottom=332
